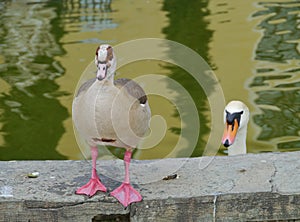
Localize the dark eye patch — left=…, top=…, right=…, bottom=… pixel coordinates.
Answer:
left=226, top=110, right=244, bottom=126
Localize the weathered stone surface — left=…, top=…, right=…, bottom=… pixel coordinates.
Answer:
left=0, top=151, right=300, bottom=221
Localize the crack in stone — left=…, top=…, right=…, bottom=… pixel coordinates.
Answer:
left=270, top=161, right=278, bottom=193
left=24, top=200, right=87, bottom=210
left=211, top=179, right=235, bottom=221
left=228, top=179, right=236, bottom=192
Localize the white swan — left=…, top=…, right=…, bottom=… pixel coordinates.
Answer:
left=222, top=100, right=249, bottom=156
left=72, top=44, right=151, bottom=207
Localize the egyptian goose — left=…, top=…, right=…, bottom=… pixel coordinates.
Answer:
left=222, top=100, right=249, bottom=155
left=72, top=44, right=151, bottom=207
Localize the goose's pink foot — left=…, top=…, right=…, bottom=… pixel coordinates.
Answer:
left=76, top=146, right=107, bottom=197
left=110, top=182, right=142, bottom=207
left=76, top=176, right=107, bottom=197
left=111, top=149, right=142, bottom=207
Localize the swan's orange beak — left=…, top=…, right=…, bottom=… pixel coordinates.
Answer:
left=222, top=118, right=239, bottom=147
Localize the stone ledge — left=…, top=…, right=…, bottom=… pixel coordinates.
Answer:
left=0, top=151, right=300, bottom=221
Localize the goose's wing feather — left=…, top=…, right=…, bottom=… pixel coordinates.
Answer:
left=114, top=78, right=147, bottom=104
left=76, top=78, right=96, bottom=97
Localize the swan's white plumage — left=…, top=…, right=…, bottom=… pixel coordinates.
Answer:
left=222, top=100, right=249, bottom=156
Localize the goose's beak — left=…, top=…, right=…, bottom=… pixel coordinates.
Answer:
left=222, top=118, right=239, bottom=147
left=96, top=63, right=107, bottom=81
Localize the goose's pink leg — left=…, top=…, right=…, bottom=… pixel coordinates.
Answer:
left=110, top=149, right=142, bottom=207
left=76, top=146, right=107, bottom=196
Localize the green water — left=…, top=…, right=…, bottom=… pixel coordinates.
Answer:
left=251, top=1, right=300, bottom=150
left=0, top=0, right=300, bottom=160
left=0, top=1, right=68, bottom=159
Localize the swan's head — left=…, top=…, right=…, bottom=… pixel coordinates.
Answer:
left=222, top=100, right=249, bottom=148
left=95, top=44, right=116, bottom=81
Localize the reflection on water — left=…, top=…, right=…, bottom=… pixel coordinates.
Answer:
left=0, top=1, right=68, bottom=159
left=162, top=0, right=212, bottom=157
left=57, top=0, right=116, bottom=43
left=253, top=1, right=300, bottom=62
left=251, top=1, right=300, bottom=151
left=0, top=0, right=300, bottom=160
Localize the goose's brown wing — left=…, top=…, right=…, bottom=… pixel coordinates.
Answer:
left=76, top=78, right=96, bottom=97
left=114, top=78, right=147, bottom=105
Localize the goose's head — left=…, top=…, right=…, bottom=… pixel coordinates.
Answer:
left=95, top=44, right=116, bottom=81
left=222, top=100, right=249, bottom=148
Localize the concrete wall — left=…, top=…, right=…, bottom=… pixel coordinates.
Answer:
left=1, top=151, right=300, bottom=221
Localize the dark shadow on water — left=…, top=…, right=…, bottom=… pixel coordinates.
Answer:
left=0, top=82, right=68, bottom=160
left=162, top=0, right=214, bottom=157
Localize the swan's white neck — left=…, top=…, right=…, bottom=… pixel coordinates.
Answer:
left=228, top=126, right=247, bottom=156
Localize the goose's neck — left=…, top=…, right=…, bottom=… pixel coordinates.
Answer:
left=106, top=72, right=115, bottom=83
left=107, top=58, right=116, bottom=82
left=228, top=127, right=247, bottom=156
